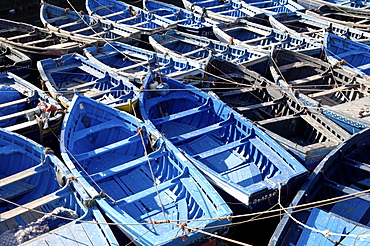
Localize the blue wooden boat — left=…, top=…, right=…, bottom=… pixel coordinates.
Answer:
left=270, top=48, right=370, bottom=133
left=213, top=19, right=322, bottom=55
left=324, top=32, right=370, bottom=79
left=40, top=2, right=141, bottom=46
left=269, top=11, right=370, bottom=43
left=303, top=7, right=370, bottom=32
left=269, top=127, right=370, bottom=246
left=0, top=42, right=31, bottom=78
left=241, top=0, right=305, bottom=15
left=85, top=0, right=177, bottom=36
left=182, top=0, right=256, bottom=23
left=298, top=0, right=370, bottom=14
left=37, top=52, right=140, bottom=112
left=0, top=128, right=119, bottom=246
left=149, top=29, right=268, bottom=74
left=139, top=71, right=308, bottom=212
left=143, top=0, right=219, bottom=38
left=204, top=60, right=350, bottom=170
left=182, top=0, right=304, bottom=22
left=0, top=18, right=91, bottom=61
left=0, top=72, right=63, bottom=146
left=60, top=93, right=233, bottom=246
left=83, top=41, right=207, bottom=84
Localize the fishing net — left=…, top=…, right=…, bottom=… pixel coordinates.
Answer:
left=0, top=207, right=78, bottom=246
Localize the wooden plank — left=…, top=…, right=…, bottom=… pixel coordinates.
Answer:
left=101, top=10, right=125, bottom=19
left=357, top=62, right=370, bottom=71
left=0, top=110, right=27, bottom=122
left=117, top=61, right=150, bottom=72
left=234, top=99, right=285, bottom=112
left=86, top=89, right=112, bottom=99
left=94, top=4, right=114, bottom=11
left=242, top=36, right=268, bottom=44
left=90, top=152, right=166, bottom=182
left=71, top=25, right=99, bottom=34
left=59, top=224, right=92, bottom=246
left=214, top=9, right=239, bottom=15
left=0, top=180, right=35, bottom=200
left=206, top=4, right=229, bottom=10
left=182, top=48, right=205, bottom=57
left=0, top=97, right=29, bottom=109
left=262, top=5, right=280, bottom=10
left=308, top=85, right=353, bottom=98
left=73, top=134, right=142, bottom=162
left=58, top=20, right=84, bottom=29
left=248, top=0, right=273, bottom=5
left=0, top=164, right=51, bottom=188
left=216, top=87, right=257, bottom=97
left=47, top=15, right=69, bottom=23
left=116, top=178, right=177, bottom=205
left=356, top=19, right=370, bottom=24
left=7, top=33, right=38, bottom=41
left=152, top=102, right=212, bottom=124
left=169, top=118, right=234, bottom=144
left=0, top=190, right=71, bottom=222
left=67, top=79, right=106, bottom=91
left=116, top=16, right=139, bottom=24
left=288, top=74, right=324, bottom=86
left=132, top=21, right=149, bottom=27
left=89, top=30, right=110, bottom=37
left=278, top=62, right=310, bottom=71
left=109, top=28, right=132, bottom=37
left=23, top=39, right=55, bottom=46
left=77, top=63, right=104, bottom=78
left=193, top=137, right=249, bottom=160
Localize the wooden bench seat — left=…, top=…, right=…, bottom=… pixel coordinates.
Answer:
left=288, top=73, right=329, bottom=86
left=91, top=151, right=167, bottom=182
left=234, top=99, right=285, bottom=112
left=278, top=62, right=310, bottom=72
left=47, top=15, right=69, bottom=23
left=73, top=133, right=142, bottom=162
left=192, top=135, right=251, bottom=160
left=0, top=187, right=72, bottom=222
left=7, top=33, right=38, bottom=41
left=0, top=163, right=51, bottom=188
left=169, top=116, right=235, bottom=144
left=151, top=99, right=213, bottom=125
left=116, top=168, right=188, bottom=206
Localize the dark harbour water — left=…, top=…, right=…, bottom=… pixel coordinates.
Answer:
left=2, top=0, right=284, bottom=245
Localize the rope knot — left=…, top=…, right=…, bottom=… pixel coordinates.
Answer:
left=179, top=223, right=188, bottom=241
left=83, top=191, right=107, bottom=208
left=83, top=197, right=97, bottom=208
left=323, top=229, right=331, bottom=237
